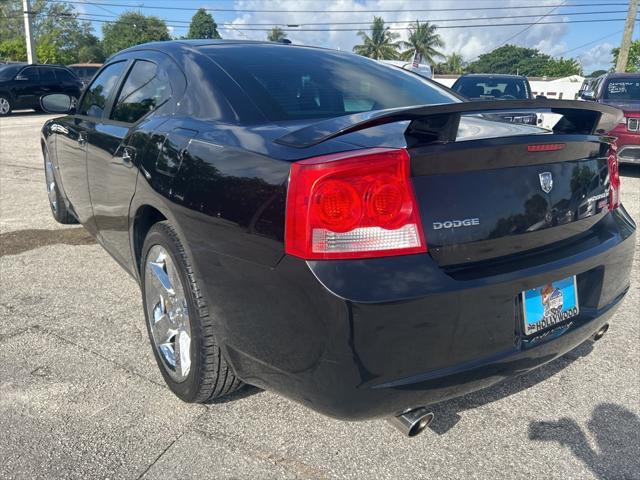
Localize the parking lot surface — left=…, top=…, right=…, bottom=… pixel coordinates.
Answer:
left=1, top=112, right=639, bottom=479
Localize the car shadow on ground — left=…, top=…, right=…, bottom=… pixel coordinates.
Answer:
left=428, top=339, right=595, bottom=434
left=529, top=403, right=640, bottom=479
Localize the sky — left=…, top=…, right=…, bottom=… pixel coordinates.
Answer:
left=71, top=0, right=639, bottom=74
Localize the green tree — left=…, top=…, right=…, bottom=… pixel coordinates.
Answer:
left=353, top=17, right=400, bottom=60
left=436, top=52, right=465, bottom=74
left=587, top=69, right=608, bottom=77
left=0, top=38, right=27, bottom=62
left=540, top=57, right=582, bottom=77
left=611, top=40, right=640, bottom=72
left=267, top=26, right=287, bottom=42
left=467, top=44, right=551, bottom=76
left=102, top=12, right=170, bottom=57
left=0, top=0, right=103, bottom=63
left=400, top=21, right=444, bottom=65
left=187, top=8, right=221, bottom=39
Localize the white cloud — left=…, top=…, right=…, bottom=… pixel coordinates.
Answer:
left=221, top=0, right=571, bottom=63
left=578, top=42, right=614, bottom=74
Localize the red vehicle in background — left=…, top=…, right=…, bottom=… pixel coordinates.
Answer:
left=582, top=72, right=640, bottom=165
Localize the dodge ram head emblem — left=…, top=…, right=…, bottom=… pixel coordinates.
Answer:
left=539, top=172, right=553, bottom=194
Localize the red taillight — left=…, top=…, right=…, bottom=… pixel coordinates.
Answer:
left=608, top=142, right=620, bottom=209
left=285, top=148, right=427, bottom=260
left=527, top=143, right=566, bottom=152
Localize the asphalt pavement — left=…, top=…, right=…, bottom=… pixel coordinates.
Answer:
left=1, top=112, right=639, bottom=480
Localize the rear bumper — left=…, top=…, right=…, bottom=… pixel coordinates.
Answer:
left=213, top=208, right=636, bottom=420
left=611, top=127, right=640, bottom=164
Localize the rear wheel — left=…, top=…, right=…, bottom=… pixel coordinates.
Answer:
left=44, top=148, right=77, bottom=224
left=0, top=95, right=12, bottom=116
left=141, top=221, right=242, bottom=402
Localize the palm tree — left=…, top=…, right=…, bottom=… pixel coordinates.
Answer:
left=400, top=21, right=445, bottom=65
left=267, top=26, right=287, bottom=42
left=442, top=52, right=465, bottom=74
left=352, top=17, right=401, bottom=60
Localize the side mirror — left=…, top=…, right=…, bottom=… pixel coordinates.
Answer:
left=536, top=95, right=547, bottom=100
left=580, top=91, right=595, bottom=101
left=41, top=93, right=75, bottom=114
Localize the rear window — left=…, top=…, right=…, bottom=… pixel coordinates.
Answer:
left=202, top=45, right=457, bottom=121
left=604, top=79, right=640, bottom=100
left=453, top=77, right=530, bottom=100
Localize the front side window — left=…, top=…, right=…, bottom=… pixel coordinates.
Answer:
left=79, top=61, right=126, bottom=118
left=110, top=60, right=171, bottom=123
left=0, top=64, right=23, bottom=81
left=604, top=79, right=640, bottom=100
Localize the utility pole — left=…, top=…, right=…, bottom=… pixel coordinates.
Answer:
left=616, top=0, right=638, bottom=72
left=22, top=0, right=37, bottom=64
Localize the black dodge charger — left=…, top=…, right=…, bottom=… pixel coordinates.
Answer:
left=40, top=40, right=636, bottom=437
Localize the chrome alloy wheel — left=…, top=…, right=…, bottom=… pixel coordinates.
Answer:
left=44, top=151, right=57, bottom=213
left=0, top=97, right=10, bottom=115
left=145, top=245, right=192, bottom=382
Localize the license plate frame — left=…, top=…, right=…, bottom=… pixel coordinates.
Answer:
left=522, top=276, right=579, bottom=336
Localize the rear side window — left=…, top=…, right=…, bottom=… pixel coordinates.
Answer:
left=203, top=45, right=457, bottom=121
left=38, top=67, right=56, bottom=82
left=55, top=69, right=76, bottom=82
left=79, top=61, right=126, bottom=118
left=111, top=60, right=171, bottom=123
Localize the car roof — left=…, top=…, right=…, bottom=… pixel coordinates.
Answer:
left=68, top=63, right=102, bottom=67
left=113, top=39, right=336, bottom=59
left=458, top=73, right=527, bottom=79
left=602, top=72, right=640, bottom=79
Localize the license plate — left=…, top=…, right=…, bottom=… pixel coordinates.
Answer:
left=522, top=276, right=579, bottom=335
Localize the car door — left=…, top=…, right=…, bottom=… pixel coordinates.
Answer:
left=12, top=66, right=41, bottom=108
left=86, top=57, right=172, bottom=271
left=55, top=61, right=128, bottom=234
left=36, top=66, right=58, bottom=107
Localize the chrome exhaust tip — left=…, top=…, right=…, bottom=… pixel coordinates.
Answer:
left=593, top=323, right=609, bottom=341
left=387, top=407, right=434, bottom=437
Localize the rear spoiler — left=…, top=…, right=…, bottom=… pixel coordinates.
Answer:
left=274, top=99, right=622, bottom=149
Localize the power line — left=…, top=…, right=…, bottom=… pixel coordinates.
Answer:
left=28, top=9, right=630, bottom=26
left=33, top=14, right=632, bottom=31
left=43, top=1, right=630, bottom=14
left=496, top=1, right=566, bottom=48
left=557, top=27, right=631, bottom=56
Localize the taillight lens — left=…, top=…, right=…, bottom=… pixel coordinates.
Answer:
left=608, top=142, right=620, bottom=209
left=285, top=148, right=427, bottom=260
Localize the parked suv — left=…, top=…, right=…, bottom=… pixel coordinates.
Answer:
left=582, top=72, right=640, bottom=164
left=67, top=63, right=102, bottom=87
left=0, top=63, right=82, bottom=116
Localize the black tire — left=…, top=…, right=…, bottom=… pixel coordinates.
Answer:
left=44, top=148, right=77, bottom=224
left=0, top=94, right=12, bottom=116
left=141, top=221, right=242, bottom=402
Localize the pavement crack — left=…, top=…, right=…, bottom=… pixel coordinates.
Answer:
left=136, top=431, right=185, bottom=480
